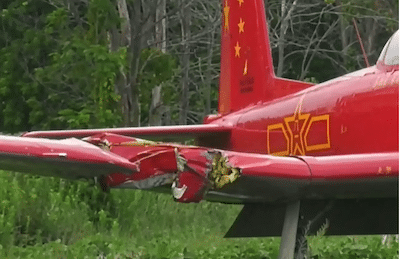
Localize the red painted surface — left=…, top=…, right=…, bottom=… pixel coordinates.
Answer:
left=218, top=0, right=312, bottom=114
left=0, top=136, right=136, bottom=168
left=0, top=0, right=398, bottom=205
left=210, top=0, right=398, bottom=157
left=209, top=65, right=399, bottom=157
left=0, top=135, right=138, bottom=179
left=302, top=152, right=398, bottom=179
left=22, top=124, right=232, bottom=140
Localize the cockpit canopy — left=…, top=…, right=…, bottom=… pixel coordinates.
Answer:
left=377, top=30, right=399, bottom=68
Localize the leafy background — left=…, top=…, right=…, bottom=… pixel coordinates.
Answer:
left=0, top=171, right=398, bottom=258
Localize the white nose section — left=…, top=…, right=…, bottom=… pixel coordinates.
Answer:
left=172, top=181, right=187, bottom=199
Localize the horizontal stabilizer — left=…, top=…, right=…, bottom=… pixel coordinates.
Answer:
left=225, top=198, right=399, bottom=237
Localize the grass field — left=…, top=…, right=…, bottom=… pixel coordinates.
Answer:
left=0, top=170, right=398, bottom=258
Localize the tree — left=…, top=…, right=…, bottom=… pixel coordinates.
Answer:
left=0, top=0, right=125, bottom=133
left=178, top=0, right=191, bottom=125
left=267, top=0, right=398, bottom=82
left=0, top=0, right=397, bottom=133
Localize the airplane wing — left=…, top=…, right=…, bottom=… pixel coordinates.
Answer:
left=21, top=124, right=231, bottom=142
left=1, top=133, right=397, bottom=204
left=0, top=135, right=139, bottom=180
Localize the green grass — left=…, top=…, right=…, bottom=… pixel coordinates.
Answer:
left=0, top=171, right=397, bottom=258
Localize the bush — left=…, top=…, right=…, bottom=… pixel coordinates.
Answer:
left=0, top=170, right=398, bottom=258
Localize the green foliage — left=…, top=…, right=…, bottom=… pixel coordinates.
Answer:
left=339, top=0, right=398, bottom=24
left=0, top=0, right=123, bottom=133
left=138, top=48, right=179, bottom=125
left=309, top=236, right=399, bottom=259
left=140, top=49, right=177, bottom=86
left=86, top=0, right=120, bottom=45
left=37, top=2, right=125, bottom=129
left=34, top=34, right=124, bottom=129
left=1, top=0, right=398, bottom=131
left=0, top=170, right=398, bottom=258
left=325, top=0, right=335, bottom=4
left=0, top=172, right=94, bottom=248
left=0, top=0, right=55, bottom=133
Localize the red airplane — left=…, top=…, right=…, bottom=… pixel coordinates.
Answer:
left=0, top=0, right=398, bottom=257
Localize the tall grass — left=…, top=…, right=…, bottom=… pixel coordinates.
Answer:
left=0, top=170, right=397, bottom=258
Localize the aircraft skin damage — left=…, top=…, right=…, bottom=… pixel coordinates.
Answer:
left=2, top=133, right=396, bottom=205
left=85, top=133, right=242, bottom=203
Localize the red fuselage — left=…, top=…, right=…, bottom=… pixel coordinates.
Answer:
left=204, top=65, right=398, bottom=157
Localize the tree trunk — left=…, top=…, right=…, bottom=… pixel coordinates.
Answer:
left=365, top=18, right=378, bottom=57
left=338, top=0, right=349, bottom=70
left=117, top=0, right=131, bottom=46
left=155, top=0, right=167, bottom=53
left=277, top=0, right=298, bottom=77
left=204, top=21, right=214, bottom=116
left=128, top=0, right=143, bottom=127
left=149, top=85, right=163, bottom=126
left=179, top=0, right=191, bottom=125
left=110, top=0, right=133, bottom=127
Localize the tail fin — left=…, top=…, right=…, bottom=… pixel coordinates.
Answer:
left=218, top=0, right=313, bottom=114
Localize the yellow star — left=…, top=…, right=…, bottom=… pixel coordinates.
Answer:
left=234, top=42, right=241, bottom=57
left=238, top=18, right=245, bottom=33
left=284, top=104, right=310, bottom=155
left=238, top=0, right=244, bottom=6
left=243, top=59, right=248, bottom=75
left=224, top=0, right=230, bottom=32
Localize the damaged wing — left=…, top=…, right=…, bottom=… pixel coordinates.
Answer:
left=0, top=135, right=138, bottom=180
left=84, top=134, right=397, bottom=204
left=82, top=133, right=312, bottom=203
left=83, top=133, right=243, bottom=202
left=0, top=134, right=397, bottom=204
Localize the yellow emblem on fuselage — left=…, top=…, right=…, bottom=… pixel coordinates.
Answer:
left=267, top=99, right=330, bottom=156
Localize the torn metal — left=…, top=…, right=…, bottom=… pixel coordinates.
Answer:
left=84, top=133, right=242, bottom=203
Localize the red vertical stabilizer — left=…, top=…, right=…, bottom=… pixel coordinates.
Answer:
left=218, top=0, right=313, bottom=115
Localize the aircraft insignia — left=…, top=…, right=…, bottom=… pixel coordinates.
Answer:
left=267, top=99, right=330, bottom=156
